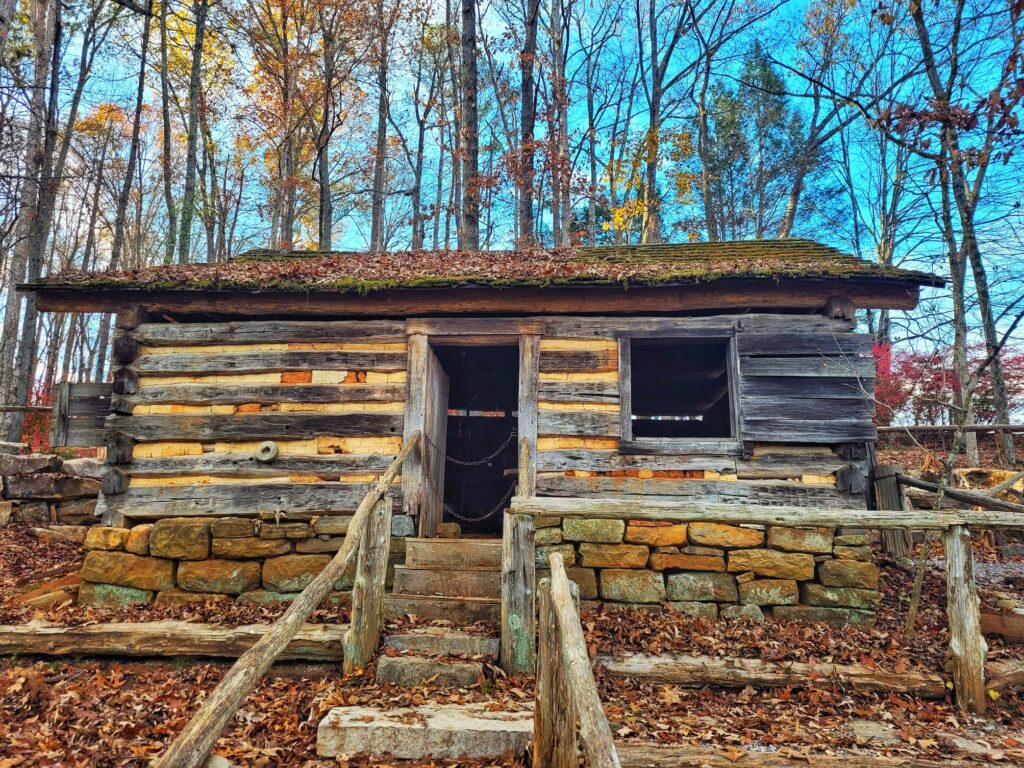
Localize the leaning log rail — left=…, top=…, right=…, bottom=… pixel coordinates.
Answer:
left=153, top=431, right=421, bottom=768
left=535, top=551, right=620, bottom=768
left=507, top=495, right=1024, bottom=716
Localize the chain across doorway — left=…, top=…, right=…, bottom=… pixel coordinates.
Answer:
left=423, top=431, right=518, bottom=524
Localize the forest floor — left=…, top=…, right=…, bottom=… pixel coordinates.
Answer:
left=1, top=523, right=1024, bottom=766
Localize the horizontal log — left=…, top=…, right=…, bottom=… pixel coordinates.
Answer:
left=617, top=744, right=987, bottom=768
left=741, top=417, right=877, bottom=443
left=536, top=450, right=737, bottom=474
left=735, top=332, right=871, bottom=357
left=119, top=383, right=406, bottom=407
left=2, top=474, right=100, bottom=500
left=132, top=319, right=405, bottom=346
left=740, top=356, right=875, bottom=378
left=128, top=452, right=395, bottom=479
left=987, top=659, right=1024, bottom=693
left=619, top=438, right=743, bottom=456
left=539, top=349, right=617, bottom=373
left=105, top=482, right=398, bottom=518
left=538, top=410, right=620, bottom=437
left=981, top=609, right=1024, bottom=643
left=105, top=413, right=403, bottom=442
left=896, top=474, right=1024, bottom=515
left=509, top=495, right=1024, bottom=529
left=131, top=350, right=407, bottom=375
left=735, top=449, right=849, bottom=479
left=597, top=652, right=946, bottom=697
left=878, top=423, right=1024, bottom=434
left=741, top=396, right=872, bottom=422
left=739, top=376, right=873, bottom=400
left=538, top=381, right=620, bottom=403
left=536, top=476, right=854, bottom=507
left=0, top=620, right=344, bottom=660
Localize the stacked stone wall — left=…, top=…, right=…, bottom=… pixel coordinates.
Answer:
left=76, top=513, right=413, bottom=607
left=1, top=453, right=102, bottom=526
left=535, top=518, right=880, bottom=625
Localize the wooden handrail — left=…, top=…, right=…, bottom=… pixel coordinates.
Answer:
left=896, top=473, right=1024, bottom=514
left=535, top=552, right=620, bottom=768
left=153, top=431, right=421, bottom=768
left=878, top=423, right=1024, bottom=434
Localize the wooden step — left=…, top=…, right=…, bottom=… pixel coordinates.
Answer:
left=404, top=538, right=502, bottom=569
left=392, top=565, right=501, bottom=599
left=384, top=593, right=500, bottom=625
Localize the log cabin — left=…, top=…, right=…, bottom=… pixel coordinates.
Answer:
left=25, top=240, right=941, bottom=625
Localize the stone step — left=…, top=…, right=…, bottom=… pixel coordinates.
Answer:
left=392, top=565, right=501, bottom=599
left=384, top=627, right=500, bottom=658
left=317, top=702, right=533, bottom=760
left=376, top=654, right=485, bottom=687
left=404, top=537, right=502, bottom=569
left=385, top=593, right=500, bottom=625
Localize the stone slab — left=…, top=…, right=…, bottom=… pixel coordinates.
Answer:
left=317, top=703, right=533, bottom=760
left=384, top=628, right=500, bottom=658
left=375, top=655, right=484, bottom=688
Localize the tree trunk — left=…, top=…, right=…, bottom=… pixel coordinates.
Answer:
left=642, top=0, right=661, bottom=244
left=369, top=0, right=389, bottom=252
left=175, top=0, right=209, bottom=264
left=159, top=0, right=177, bottom=265
left=459, top=0, right=479, bottom=250
left=518, top=0, right=539, bottom=246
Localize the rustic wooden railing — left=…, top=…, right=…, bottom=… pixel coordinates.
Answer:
left=535, top=551, right=620, bottom=768
left=506, top=494, right=1024, bottom=716
left=153, top=431, right=421, bottom=768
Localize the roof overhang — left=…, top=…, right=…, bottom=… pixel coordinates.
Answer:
left=27, top=277, right=926, bottom=318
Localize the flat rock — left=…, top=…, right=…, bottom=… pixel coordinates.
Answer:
left=384, top=628, right=499, bottom=658
left=738, top=578, right=798, bottom=606
left=579, top=542, right=648, bottom=568
left=669, top=601, right=718, bottom=620
left=800, top=583, right=880, bottom=610
left=317, top=702, right=533, bottom=760
left=666, top=572, right=737, bottom=602
left=535, top=544, right=576, bottom=568
left=125, top=524, right=153, bottom=555
left=150, top=518, right=211, bottom=560
left=80, top=550, right=175, bottom=591
left=210, top=517, right=257, bottom=538
left=55, top=498, right=97, bottom=524
left=212, top=537, right=292, bottom=559
left=376, top=654, right=484, bottom=687
left=720, top=604, right=765, bottom=622
left=534, top=527, right=563, bottom=546
left=61, top=457, right=104, bottom=479
left=178, top=559, right=261, bottom=594
left=767, top=526, right=833, bottom=554
left=600, top=568, right=665, bottom=603
left=311, top=516, right=352, bottom=536
left=848, top=719, right=902, bottom=747
left=688, top=523, right=764, bottom=549
left=727, top=549, right=815, bottom=580
left=818, top=559, right=879, bottom=589
left=773, top=605, right=876, bottom=627
left=562, top=518, right=625, bottom=543
left=84, top=526, right=130, bottom=551
left=0, top=453, right=62, bottom=475
left=624, top=523, right=688, bottom=548
left=153, top=588, right=231, bottom=606
left=78, top=582, right=153, bottom=607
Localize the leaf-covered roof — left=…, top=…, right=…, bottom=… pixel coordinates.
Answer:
left=31, top=240, right=942, bottom=295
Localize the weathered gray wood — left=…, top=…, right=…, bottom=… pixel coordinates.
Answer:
left=597, top=653, right=946, bottom=697
left=617, top=744, right=987, bottom=768
left=741, top=396, right=872, bottom=421
left=519, top=336, right=540, bottom=496
left=510, top=495, right=1024, bottom=529
left=501, top=461, right=536, bottom=674
left=133, top=319, right=406, bottom=346
left=101, top=467, right=128, bottom=495
left=535, top=577, right=577, bottom=768
left=740, top=417, right=877, bottom=443
left=897, top=474, right=1024, bottom=515
left=735, top=448, right=849, bottom=479
left=402, top=334, right=428, bottom=521
left=735, top=332, right=871, bottom=357
left=152, top=432, right=419, bottom=768
left=537, top=450, right=737, bottom=474
left=740, top=356, right=874, bottom=378
left=536, top=476, right=854, bottom=507
left=131, top=349, right=406, bottom=375
left=943, top=524, right=987, bottom=715
left=343, top=497, right=391, bottom=674
left=546, top=552, right=621, bottom=768
left=619, top=438, right=742, bottom=456
left=128, top=452, right=394, bottom=479
left=0, top=620, right=346, bottom=660
left=539, top=349, right=617, bottom=372
left=420, top=343, right=448, bottom=536
left=103, top=482, right=402, bottom=519
left=739, top=375, right=872, bottom=399
left=105, top=413, right=403, bottom=442
left=112, top=332, right=141, bottom=363
left=50, top=382, right=112, bottom=447
left=112, top=367, right=140, bottom=395
left=538, top=410, right=620, bottom=437
left=405, top=317, right=545, bottom=336
left=874, top=463, right=912, bottom=559
left=618, top=338, right=632, bottom=443
left=538, top=381, right=619, bottom=403
left=49, top=382, right=69, bottom=447
left=119, top=383, right=405, bottom=408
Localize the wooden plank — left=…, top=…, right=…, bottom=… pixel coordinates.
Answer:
left=534, top=576, right=579, bottom=768
left=104, top=482, right=402, bottom=519
left=501, top=505, right=536, bottom=673
left=536, top=476, right=853, bottom=507
left=406, top=317, right=544, bottom=336
left=597, top=652, right=946, bottom=697
left=740, top=356, right=875, bottom=378
left=128, top=452, right=394, bottom=479
left=538, top=380, right=619, bottom=403
left=740, top=417, right=877, bottom=443
left=618, top=338, right=632, bottom=443
left=49, top=382, right=69, bottom=447
left=536, top=450, right=737, bottom=474
left=131, top=349, right=407, bottom=375
left=343, top=496, right=391, bottom=674
left=0, top=620, right=345, bottom=660
left=106, top=413, right=403, bottom=442
left=121, top=383, right=405, bottom=407
left=874, top=463, right=912, bottom=559
left=538, top=410, right=620, bottom=437
left=741, top=396, right=872, bottom=421
left=735, top=448, right=848, bottom=479
left=735, top=332, right=871, bottom=357
left=619, top=438, right=742, bottom=456
left=539, top=349, right=617, bottom=373
left=509, top=495, right=1024, bottom=529
left=944, top=524, right=987, bottom=714
left=740, top=375, right=872, bottom=399
left=132, top=319, right=406, bottom=346
left=519, top=336, right=541, bottom=496
left=617, top=744, right=989, bottom=768
left=420, top=344, right=449, bottom=536
left=402, top=335, right=428, bottom=520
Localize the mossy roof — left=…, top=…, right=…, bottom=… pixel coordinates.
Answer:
left=31, top=240, right=942, bottom=295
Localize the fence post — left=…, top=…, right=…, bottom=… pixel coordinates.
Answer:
left=343, top=496, right=392, bottom=674
left=874, top=463, right=912, bottom=559
left=501, top=510, right=536, bottom=673
left=943, top=523, right=988, bottom=714
left=534, top=574, right=581, bottom=768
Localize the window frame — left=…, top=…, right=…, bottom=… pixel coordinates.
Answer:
left=617, top=333, right=742, bottom=456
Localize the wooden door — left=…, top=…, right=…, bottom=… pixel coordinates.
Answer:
left=402, top=334, right=449, bottom=537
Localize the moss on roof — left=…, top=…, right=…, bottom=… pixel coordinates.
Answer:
left=31, top=240, right=942, bottom=295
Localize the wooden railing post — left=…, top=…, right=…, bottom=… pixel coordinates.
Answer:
left=501, top=439, right=537, bottom=674
left=535, top=573, right=581, bottom=768
left=343, top=495, right=392, bottom=675
left=874, top=463, right=912, bottom=559
left=943, top=523, right=988, bottom=714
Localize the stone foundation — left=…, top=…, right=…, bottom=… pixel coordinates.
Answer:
left=536, top=518, right=879, bottom=626
left=1, top=453, right=102, bottom=526
left=77, top=515, right=412, bottom=607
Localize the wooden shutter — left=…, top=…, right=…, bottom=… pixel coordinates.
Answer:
left=50, top=382, right=113, bottom=447
left=736, top=331, right=876, bottom=444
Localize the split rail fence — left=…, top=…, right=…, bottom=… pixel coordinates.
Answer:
left=504, top=493, right=1024, bottom=716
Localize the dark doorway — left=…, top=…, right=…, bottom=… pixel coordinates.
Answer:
left=433, top=344, right=519, bottom=536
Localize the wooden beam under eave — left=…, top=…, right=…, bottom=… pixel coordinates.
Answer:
left=29, top=279, right=924, bottom=317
